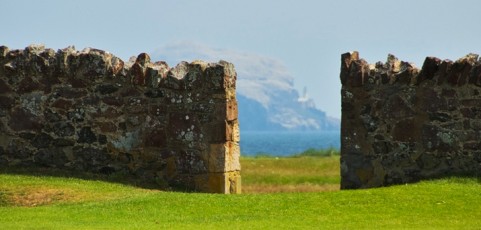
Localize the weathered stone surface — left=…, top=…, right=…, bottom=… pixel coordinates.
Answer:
left=0, top=46, right=9, bottom=58
left=226, top=100, right=238, bottom=121
left=8, top=108, right=43, bottom=131
left=55, top=87, right=88, bottom=99
left=0, top=79, right=12, bottom=93
left=417, top=57, right=441, bottom=83
left=0, top=45, right=240, bottom=194
left=209, top=120, right=230, bottom=142
left=96, top=84, right=120, bottom=95
left=199, top=171, right=241, bottom=193
left=96, top=122, right=117, bottom=133
left=51, top=98, right=73, bottom=110
left=34, top=148, right=68, bottom=167
left=341, top=52, right=481, bottom=189
left=208, top=142, right=240, bottom=173
left=77, top=127, right=97, bottom=143
left=31, top=132, right=54, bottom=149
left=0, top=96, right=15, bottom=109
left=144, top=127, right=167, bottom=147
left=391, top=119, right=421, bottom=142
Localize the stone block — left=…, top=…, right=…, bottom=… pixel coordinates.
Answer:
left=208, top=142, right=240, bottom=173
left=176, top=150, right=207, bottom=174
left=229, top=142, right=241, bottom=171
left=55, top=87, right=88, bottom=99
left=391, top=119, right=421, bottom=142
left=144, top=127, right=167, bottom=148
left=209, top=120, right=229, bottom=142
left=232, top=121, right=240, bottom=142
left=96, top=84, right=120, bottom=95
left=0, top=96, right=15, bottom=109
left=102, top=96, right=123, bottom=106
left=0, top=79, right=11, bottom=93
left=417, top=56, right=441, bottom=83
left=197, top=171, right=241, bottom=194
left=96, top=122, right=118, bottom=133
left=226, top=88, right=236, bottom=100
left=8, top=108, right=43, bottom=132
left=226, top=100, right=238, bottom=121
left=77, top=127, right=97, bottom=144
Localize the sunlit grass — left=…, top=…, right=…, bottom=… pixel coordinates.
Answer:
left=0, top=174, right=157, bottom=207
left=241, top=156, right=339, bottom=193
left=1, top=155, right=480, bottom=229
left=294, top=147, right=339, bottom=157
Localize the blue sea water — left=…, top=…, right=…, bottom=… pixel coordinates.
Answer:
left=240, top=131, right=340, bottom=156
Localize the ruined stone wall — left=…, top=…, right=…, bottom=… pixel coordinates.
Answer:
left=340, top=51, right=481, bottom=189
left=0, top=45, right=240, bottom=194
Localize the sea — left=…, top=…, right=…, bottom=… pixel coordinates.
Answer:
left=240, top=131, right=340, bottom=156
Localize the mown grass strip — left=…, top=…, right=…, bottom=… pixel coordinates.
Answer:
left=241, top=156, right=340, bottom=193
left=1, top=156, right=480, bottom=229
left=0, top=174, right=157, bottom=207
left=0, top=177, right=480, bottom=229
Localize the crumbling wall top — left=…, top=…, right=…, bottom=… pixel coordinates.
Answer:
left=341, top=51, right=481, bottom=87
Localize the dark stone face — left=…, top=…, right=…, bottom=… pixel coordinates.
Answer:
left=44, top=109, right=62, bottom=122
left=34, top=148, right=68, bottom=167
left=341, top=52, right=481, bottom=189
left=418, top=56, right=441, bottom=82
left=96, top=122, right=117, bottom=133
left=54, top=138, right=75, bottom=147
left=31, top=133, right=54, bottom=149
left=55, top=87, right=88, bottom=99
left=176, top=150, right=207, bottom=174
left=131, top=63, right=146, bottom=85
left=6, top=140, right=33, bottom=159
left=8, top=108, right=43, bottom=132
left=391, top=119, right=421, bottom=142
left=0, top=96, right=15, bottom=109
left=53, top=122, right=75, bottom=137
left=17, top=77, right=41, bottom=93
left=144, top=89, right=165, bottom=98
left=0, top=45, right=240, bottom=194
left=98, top=135, right=107, bottom=145
left=0, top=79, right=12, bottom=93
left=340, top=152, right=374, bottom=189
left=0, top=146, right=6, bottom=166
left=96, top=84, right=119, bottom=95
left=77, top=127, right=97, bottom=144
left=144, top=127, right=167, bottom=148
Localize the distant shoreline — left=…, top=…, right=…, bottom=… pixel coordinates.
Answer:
left=240, top=130, right=340, bottom=156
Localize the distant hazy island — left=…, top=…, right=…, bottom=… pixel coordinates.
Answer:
left=238, top=87, right=339, bottom=131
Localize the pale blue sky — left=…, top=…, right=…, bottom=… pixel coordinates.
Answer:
left=2, top=0, right=480, bottom=118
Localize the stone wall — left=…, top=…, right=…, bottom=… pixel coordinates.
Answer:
left=340, top=51, right=481, bottom=189
left=0, top=45, right=240, bottom=194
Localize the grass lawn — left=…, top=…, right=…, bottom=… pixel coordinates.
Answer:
left=1, top=155, right=481, bottom=229
left=241, top=156, right=340, bottom=193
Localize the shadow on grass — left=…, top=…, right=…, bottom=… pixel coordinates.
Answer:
left=381, top=172, right=481, bottom=190
left=0, top=166, right=184, bottom=192
left=413, top=170, right=481, bottom=185
left=2, top=158, right=479, bottom=194
left=427, top=172, right=481, bottom=184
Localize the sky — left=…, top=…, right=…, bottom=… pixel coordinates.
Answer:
left=2, top=0, right=481, bottom=118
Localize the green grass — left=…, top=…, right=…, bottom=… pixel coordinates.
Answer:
left=1, top=156, right=481, bottom=229
left=249, top=147, right=339, bottom=158
left=241, top=156, right=340, bottom=193
left=294, top=147, right=340, bottom=157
